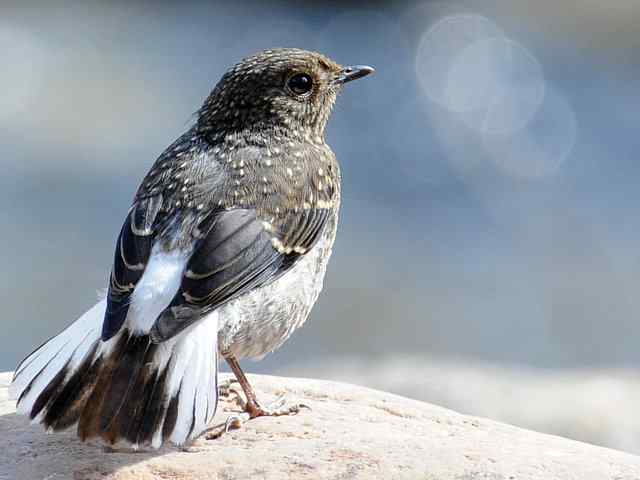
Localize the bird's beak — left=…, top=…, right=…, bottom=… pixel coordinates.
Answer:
left=333, top=65, right=375, bottom=85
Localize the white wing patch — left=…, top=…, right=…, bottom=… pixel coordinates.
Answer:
left=128, top=245, right=192, bottom=335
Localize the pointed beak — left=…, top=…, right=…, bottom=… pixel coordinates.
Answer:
left=333, top=65, right=375, bottom=85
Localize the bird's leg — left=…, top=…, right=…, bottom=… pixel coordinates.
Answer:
left=206, top=353, right=309, bottom=440
left=224, top=354, right=268, bottom=417
left=225, top=353, right=310, bottom=418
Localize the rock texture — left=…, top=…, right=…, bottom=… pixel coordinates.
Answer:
left=1, top=371, right=640, bottom=480
left=278, top=355, right=640, bottom=455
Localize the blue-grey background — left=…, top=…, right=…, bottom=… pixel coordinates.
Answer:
left=2, top=0, right=640, bottom=452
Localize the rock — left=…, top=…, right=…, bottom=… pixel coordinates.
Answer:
left=277, top=355, right=640, bottom=455
left=1, top=371, right=639, bottom=480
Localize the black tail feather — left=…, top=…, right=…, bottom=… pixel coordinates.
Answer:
left=98, top=335, right=153, bottom=439
left=133, top=366, right=170, bottom=445
left=13, top=320, right=218, bottom=448
left=45, top=342, right=102, bottom=431
left=27, top=339, right=101, bottom=429
left=77, top=331, right=167, bottom=445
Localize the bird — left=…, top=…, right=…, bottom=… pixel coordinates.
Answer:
left=9, top=48, right=374, bottom=449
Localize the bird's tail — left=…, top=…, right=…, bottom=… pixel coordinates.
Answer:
left=9, top=299, right=218, bottom=448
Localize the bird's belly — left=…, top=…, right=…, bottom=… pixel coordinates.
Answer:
left=217, top=213, right=337, bottom=360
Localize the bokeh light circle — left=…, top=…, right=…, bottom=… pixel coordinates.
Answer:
left=482, top=87, right=578, bottom=178
left=415, top=14, right=504, bottom=108
left=445, top=37, right=545, bottom=135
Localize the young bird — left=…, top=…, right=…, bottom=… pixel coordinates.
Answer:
left=9, top=48, right=373, bottom=448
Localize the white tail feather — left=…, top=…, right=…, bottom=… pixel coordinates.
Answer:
left=10, top=246, right=219, bottom=447
left=158, top=311, right=219, bottom=447
left=10, top=300, right=106, bottom=415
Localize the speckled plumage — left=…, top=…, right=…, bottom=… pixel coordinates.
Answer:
left=133, top=49, right=342, bottom=249
left=130, top=112, right=341, bottom=358
left=10, top=48, right=372, bottom=448
left=108, top=49, right=346, bottom=343
left=127, top=50, right=349, bottom=359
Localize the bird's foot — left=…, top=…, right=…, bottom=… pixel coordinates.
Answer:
left=205, top=393, right=310, bottom=440
left=245, top=392, right=311, bottom=419
left=217, top=378, right=245, bottom=409
left=218, top=378, right=240, bottom=397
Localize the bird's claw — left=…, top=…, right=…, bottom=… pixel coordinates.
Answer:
left=205, top=413, right=249, bottom=440
left=205, top=393, right=310, bottom=440
left=246, top=393, right=311, bottom=418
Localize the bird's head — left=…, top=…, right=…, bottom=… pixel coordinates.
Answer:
left=198, top=48, right=374, bottom=140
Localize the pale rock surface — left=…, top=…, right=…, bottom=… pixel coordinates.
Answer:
left=279, top=355, right=640, bottom=454
left=1, top=371, right=639, bottom=480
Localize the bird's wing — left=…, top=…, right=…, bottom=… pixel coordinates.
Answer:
left=102, top=194, right=163, bottom=340
left=149, top=205, right=330, bottom=342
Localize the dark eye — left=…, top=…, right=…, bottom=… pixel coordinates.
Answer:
left=287, top=73, right=313, bottom=95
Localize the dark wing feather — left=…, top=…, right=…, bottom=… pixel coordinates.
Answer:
left=150, top=207, right=329, bottom=342
left=102, top=195, right=163, bottom=340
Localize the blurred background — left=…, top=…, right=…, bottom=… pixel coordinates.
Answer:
left=2, top=0, right=640, bottom=454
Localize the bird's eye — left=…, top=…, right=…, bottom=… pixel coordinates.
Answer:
left=287, top=73, right=313, bottom=95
